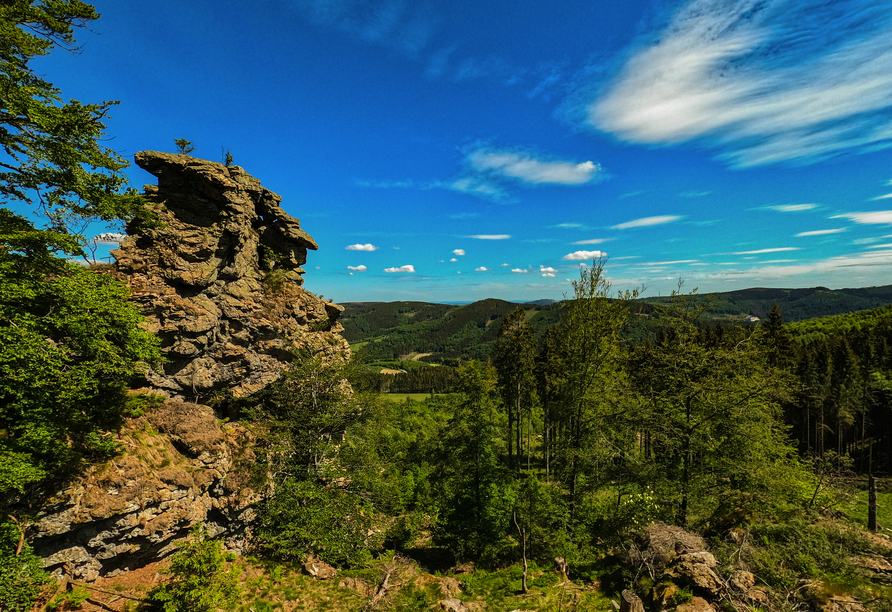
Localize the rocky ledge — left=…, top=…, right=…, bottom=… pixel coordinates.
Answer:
left=31, top=399, right=258, bottom=581
left=112, top=151, right=348, bottom=400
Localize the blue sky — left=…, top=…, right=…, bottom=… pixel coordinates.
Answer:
left=35, top=0, right=892, bottom=302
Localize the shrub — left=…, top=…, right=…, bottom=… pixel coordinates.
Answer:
left=145, top=526, right=240, bottom=612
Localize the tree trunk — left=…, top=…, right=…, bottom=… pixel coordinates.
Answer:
left=868, top=475, right=878, bottom=532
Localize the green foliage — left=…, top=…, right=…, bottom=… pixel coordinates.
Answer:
left=433, top=361, right=516, bottom=563
left=253, top=479, right=379, bottom=567
left=146, top=526, right=240, bottom=612
left=48, top=585, right=90, bottom=610
left=173, top=138, right=195, bottom=154
left=0, top=254, right=161, bottom=493
left=0, top=521, right=50, bottom=612
left=1, top=0, right=148, bottom=251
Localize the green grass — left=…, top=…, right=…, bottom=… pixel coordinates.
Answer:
left=837, top=480, right=892, bottom=533
left=383, top=393, right=452, bottom=403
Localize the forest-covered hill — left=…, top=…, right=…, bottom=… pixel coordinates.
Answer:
left=341, top=284, right=892, bottom=362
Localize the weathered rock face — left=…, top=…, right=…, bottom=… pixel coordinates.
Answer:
left=112, top=151, right=347, bottom=400
left=32, top=400, right=258, bottom=581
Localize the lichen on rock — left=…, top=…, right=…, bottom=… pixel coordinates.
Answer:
left=112, top=151, right=348, bottom=400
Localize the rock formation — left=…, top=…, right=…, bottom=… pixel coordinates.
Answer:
left=112, top=151, right=348, bottom=400
left=32, top=400, right=257, bottom=581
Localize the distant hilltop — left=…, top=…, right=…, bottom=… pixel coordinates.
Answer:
left=340, top=284, right=892, bottom=363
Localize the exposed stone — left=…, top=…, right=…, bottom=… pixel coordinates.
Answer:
left=30, top=401, right=258, bottom=581
left=664, top=557, right=724, bottom=597
left=729, top=570, right=756, bottom=592
left=304, top=557, right=338, bottom=580
left=112, top=151, right=348, bottom=400
left=676, top=596, right=715, bottom=612
left=620, top=589, right=645, bottom=612
left=439, top=598, right=469, bottom=612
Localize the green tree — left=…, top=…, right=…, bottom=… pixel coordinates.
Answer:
left=550, top=259, right=636, bottom=518
left=1, top=0, right=146, bottom=249
left=174, top=138, right=195, bottom=155
left=0, top=519, right=50, bottom=612
left=632, top=293, right=796, bottom=526
left=435, top=361, right=514, bottom=562
left=146, top=526, right=240, bottom=612
left=0, top=223, right=160, bottom=494
left=492, top=306, right=539, bottom=471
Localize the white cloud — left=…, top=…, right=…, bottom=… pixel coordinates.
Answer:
left=866, top=243, right=892, bottom=249
left=346, top=243, right=378, bottom=251
left=542, top=272, right=556, bottom=278
left=795, top=228, right=846, bottom=237
left=587, top=0, right=892, bottom=167
left=832, top=211, right=892, bottom=225
left=765, top=204, right=818, bottom=212
left=642, top=260, right=698, bottom=265
left=572, top=238, right=612, bottom=245
left=453, top=249, right=465, bottom=256
left=468, top=148, right=602, bottom=185
left=90, top=232, right=126, bottom=245
left=468, top=234, right=511, bottom=240
left=475, top=266, right=488, bottom=272
left=347, top=265, right=368, bottom=271
left=732, top=247, right=800, bottom=255
left=448, top=177, right=509, bottom=200
left=562, top=250, right=606, bottom=261
left=870, top=193, right=892, bottom=201
left=450, top=258, right=458, bottom=262
left=383, top=265, right=415, bottom=273
left=611, top=215, right=682, bottom=230
left=540, top=266, right=558, bottom=273
left=511, top=268, right=529, bottom=274
left=553, top=222, right=583, bottom=228
left=501, top=263, right=511, bottom=267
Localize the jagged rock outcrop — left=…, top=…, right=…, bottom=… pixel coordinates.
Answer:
left=112, top=151, right=347, bottom=399
left=32, top=400, right=258, bottom=581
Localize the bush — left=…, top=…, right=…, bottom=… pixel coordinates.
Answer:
left=0, top=521, right=51, bottom=612
left=145, top=526, right=240, bottom=612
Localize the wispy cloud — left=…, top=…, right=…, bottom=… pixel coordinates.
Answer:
left=346, top=243, right=379, bottom=251
left=511, top=268, right=529, bottom=274
left=832, top=211, right=892, bottom=225
left=294, top=0, right=435, bottom=54
left=586, top=0, right=892, bottom=167
left=618, top=191, right=646, bottom=199
left=678, top=190, right=711, bottom=198
left=870, top=193, right=892, bottom=201
left=467, top=148, right=603, bottom=186
left=453, top=249, right=465, bottom=256
left=572, top=238, right=613, bottom=245
left=449, top=212, right=482, bottom=219
left=763, top=204, right=818, bottom=212
left=562, top=249, right=606, bottom=261
left=384, top=264, right=416, bottom=273
left=611, top=215, right=682, bottom=230
left=796, top=228, right=846, bottom=237
left=468, top=234, right=511, bottom=240
left=347, top=265, right=368, bottom=271
left=732, top=247, right=800, bottom=255
left=552, top=222, right=584, bottom=228
left=447, top=177, right=509, bottom=200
